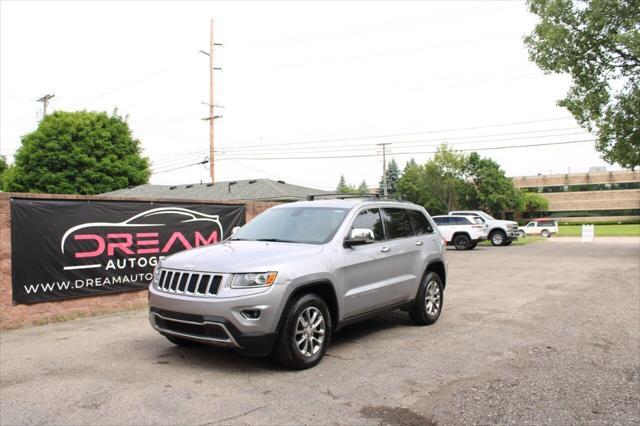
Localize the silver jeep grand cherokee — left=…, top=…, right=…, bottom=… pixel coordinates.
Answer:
left=148, top=198, right=447, bottom=369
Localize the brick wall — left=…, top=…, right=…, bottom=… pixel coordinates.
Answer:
left=0, top=192, right=279, bottom=329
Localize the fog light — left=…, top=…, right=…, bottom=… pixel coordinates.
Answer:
left=241, top=309, right=261, bottom=320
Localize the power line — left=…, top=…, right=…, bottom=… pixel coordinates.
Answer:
left=215, top=139, right=595, bottom=161
left=214, top=117, right=575, bottom=151
left=215, top=127, right=587, bottom=154
left=149, top=139, right=596, bottom=176
left=152, top=158, right=209, bottom=174
left=148, top=125, right=588, bottom=168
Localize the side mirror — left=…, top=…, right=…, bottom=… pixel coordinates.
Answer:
left=231, top=226, right=241, bottom=235
left=344, top=228, right=375, bottom=247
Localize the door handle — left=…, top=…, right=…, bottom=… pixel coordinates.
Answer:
left=380, top=247, right=391, bottom=253
left=415, top=241, right=424, bottom=246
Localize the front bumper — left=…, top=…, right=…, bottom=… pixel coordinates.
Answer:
left=150, top=307, right=277, bottom=356
left=148, top=277, right=287, bottom=356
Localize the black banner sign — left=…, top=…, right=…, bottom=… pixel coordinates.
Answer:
left=11, top=199, right=246, bottom=304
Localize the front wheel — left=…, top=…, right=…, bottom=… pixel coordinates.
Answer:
left=518, top=230, right=526, bottom=238
left=541, top=229, right=551, bottom=238
left=272, top=293, right=332, bottom=370
left=410, top=272, right=444, bottom=326
left=490, top=230, right=506, bottom=246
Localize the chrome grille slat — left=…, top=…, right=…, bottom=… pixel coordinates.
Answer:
left=204, top=275, right=214, bottom=294
left=155, top=269, right=222, bottom=297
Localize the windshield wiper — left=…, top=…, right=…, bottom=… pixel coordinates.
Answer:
left=255, top=238, right=296, bottom=243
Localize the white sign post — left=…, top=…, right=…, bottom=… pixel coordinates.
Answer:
left=581, top=224, right=595, bottom=243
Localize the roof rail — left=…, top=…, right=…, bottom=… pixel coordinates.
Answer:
left=306, top=193, right=381, bottom=201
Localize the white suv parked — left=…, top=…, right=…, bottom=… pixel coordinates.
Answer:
left=448, top=210, right=519, bottom=246
left=518, top=219, right=558, bottom=238
left=432, top=215, right=488, bottom=250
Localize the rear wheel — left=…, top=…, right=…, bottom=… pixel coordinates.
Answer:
left=490, top=230, right=506, bottom=246
left=410, top=272, right=444, bottom=325
left=453, top=234, right=471, bottom=250
left=272, top=293, right=332, bottom=370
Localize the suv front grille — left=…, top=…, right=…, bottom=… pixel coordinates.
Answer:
left=157, top=269, right=222, bottom=296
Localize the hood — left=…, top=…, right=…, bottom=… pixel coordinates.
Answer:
left=160, top=240, right=325, bottom=273
left=493, top=219, right=518, bottom=226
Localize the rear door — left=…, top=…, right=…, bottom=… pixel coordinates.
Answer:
left=407, top=209, right=440, bottom=287
left=380, top=208, right=421, bottom=301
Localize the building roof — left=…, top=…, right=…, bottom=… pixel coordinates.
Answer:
left=101, top=179, right=331, bottom=201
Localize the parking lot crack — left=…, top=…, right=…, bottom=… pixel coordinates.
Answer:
left=204, top=405, right=270, bottom=425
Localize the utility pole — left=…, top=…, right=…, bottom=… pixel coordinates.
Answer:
left=36, top=94, right=55, bottom=120
left=200, top=19, right=223, bottom=183
left=378, top=143, right=390, bottom=198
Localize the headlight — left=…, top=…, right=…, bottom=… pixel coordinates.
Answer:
left=152, top=265, right=161, bottom=286
left=231, top=272, right=278, bottom=288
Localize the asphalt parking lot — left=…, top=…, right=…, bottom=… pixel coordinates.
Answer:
left=1, top=239, right=639, bottom=425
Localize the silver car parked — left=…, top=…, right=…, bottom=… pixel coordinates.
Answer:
left=148, top=198, right=448, bottom=369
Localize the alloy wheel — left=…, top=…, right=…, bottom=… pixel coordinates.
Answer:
left=425, top=280, right=441, bottom=316
left=294, top=306, right=325, bottom=358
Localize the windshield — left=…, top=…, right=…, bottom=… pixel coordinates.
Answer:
left=230, top=207, right=349, bottom=244
left=472, top=216, right=485, bottom=225
left=478, top=212, right=495, bottom=221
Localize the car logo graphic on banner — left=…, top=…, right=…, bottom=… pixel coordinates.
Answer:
left=10, top=199, right=246, bottom=304
left=60, top=207, right=223, bottom=271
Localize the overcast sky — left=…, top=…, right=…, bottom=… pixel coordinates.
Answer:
left=0, top=1, right=620, bottom=191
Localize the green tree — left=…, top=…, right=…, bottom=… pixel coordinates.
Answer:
left=464, top=153, right=523, bottom=215
left=379, top=158, right=401, bottom=195
left=522, top=191, right=550, bottom=212
left=357, top=180, right=369, bottom=194
left=4, top=111, right=150, bottom=194
left=525, top=0, right=640, bottom=169
left=397, top=145, right=469, bottom=214
left=336, top=174, right=357, bottom=194
left=0, top=156, right=7, bottom=189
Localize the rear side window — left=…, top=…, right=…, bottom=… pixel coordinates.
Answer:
left=351, top=208, right=384, bottom=241
left=433, top=216, right=450, bottom=225
left=538, top=220, right=556, bottom=227
left=452, top=217, right=470, bottom=225
left=407, top=210, right=434, bottom=234
left=381, top=208, right=414, bottom=239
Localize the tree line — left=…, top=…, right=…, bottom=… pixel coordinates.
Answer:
left=337, top=145, right=549, bottom=217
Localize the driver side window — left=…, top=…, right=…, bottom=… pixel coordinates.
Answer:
left=351, top=208, right=384, bottom=241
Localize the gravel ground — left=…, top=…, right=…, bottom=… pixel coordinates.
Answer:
left=1, top=239, right=639, bottom=425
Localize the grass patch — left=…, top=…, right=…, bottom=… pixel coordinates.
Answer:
left=557, top=224, right=640, bottom=237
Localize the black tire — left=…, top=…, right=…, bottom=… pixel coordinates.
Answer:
left=489, top=230, right=507, bottom=246
left=453, top=234, right=471, bottom=250
left=518, top=230, right=526, bottom=238
left=163, top=334, right=199, bottom=347
left=273, top=293, right=332, bottom=370
left=504, top=240, right=513, bottom=246
left=410, top=272, right=444, bottom=326
left=468, top=242, right=477, bottom=250
left=541, top=229, right=551, bottom=238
